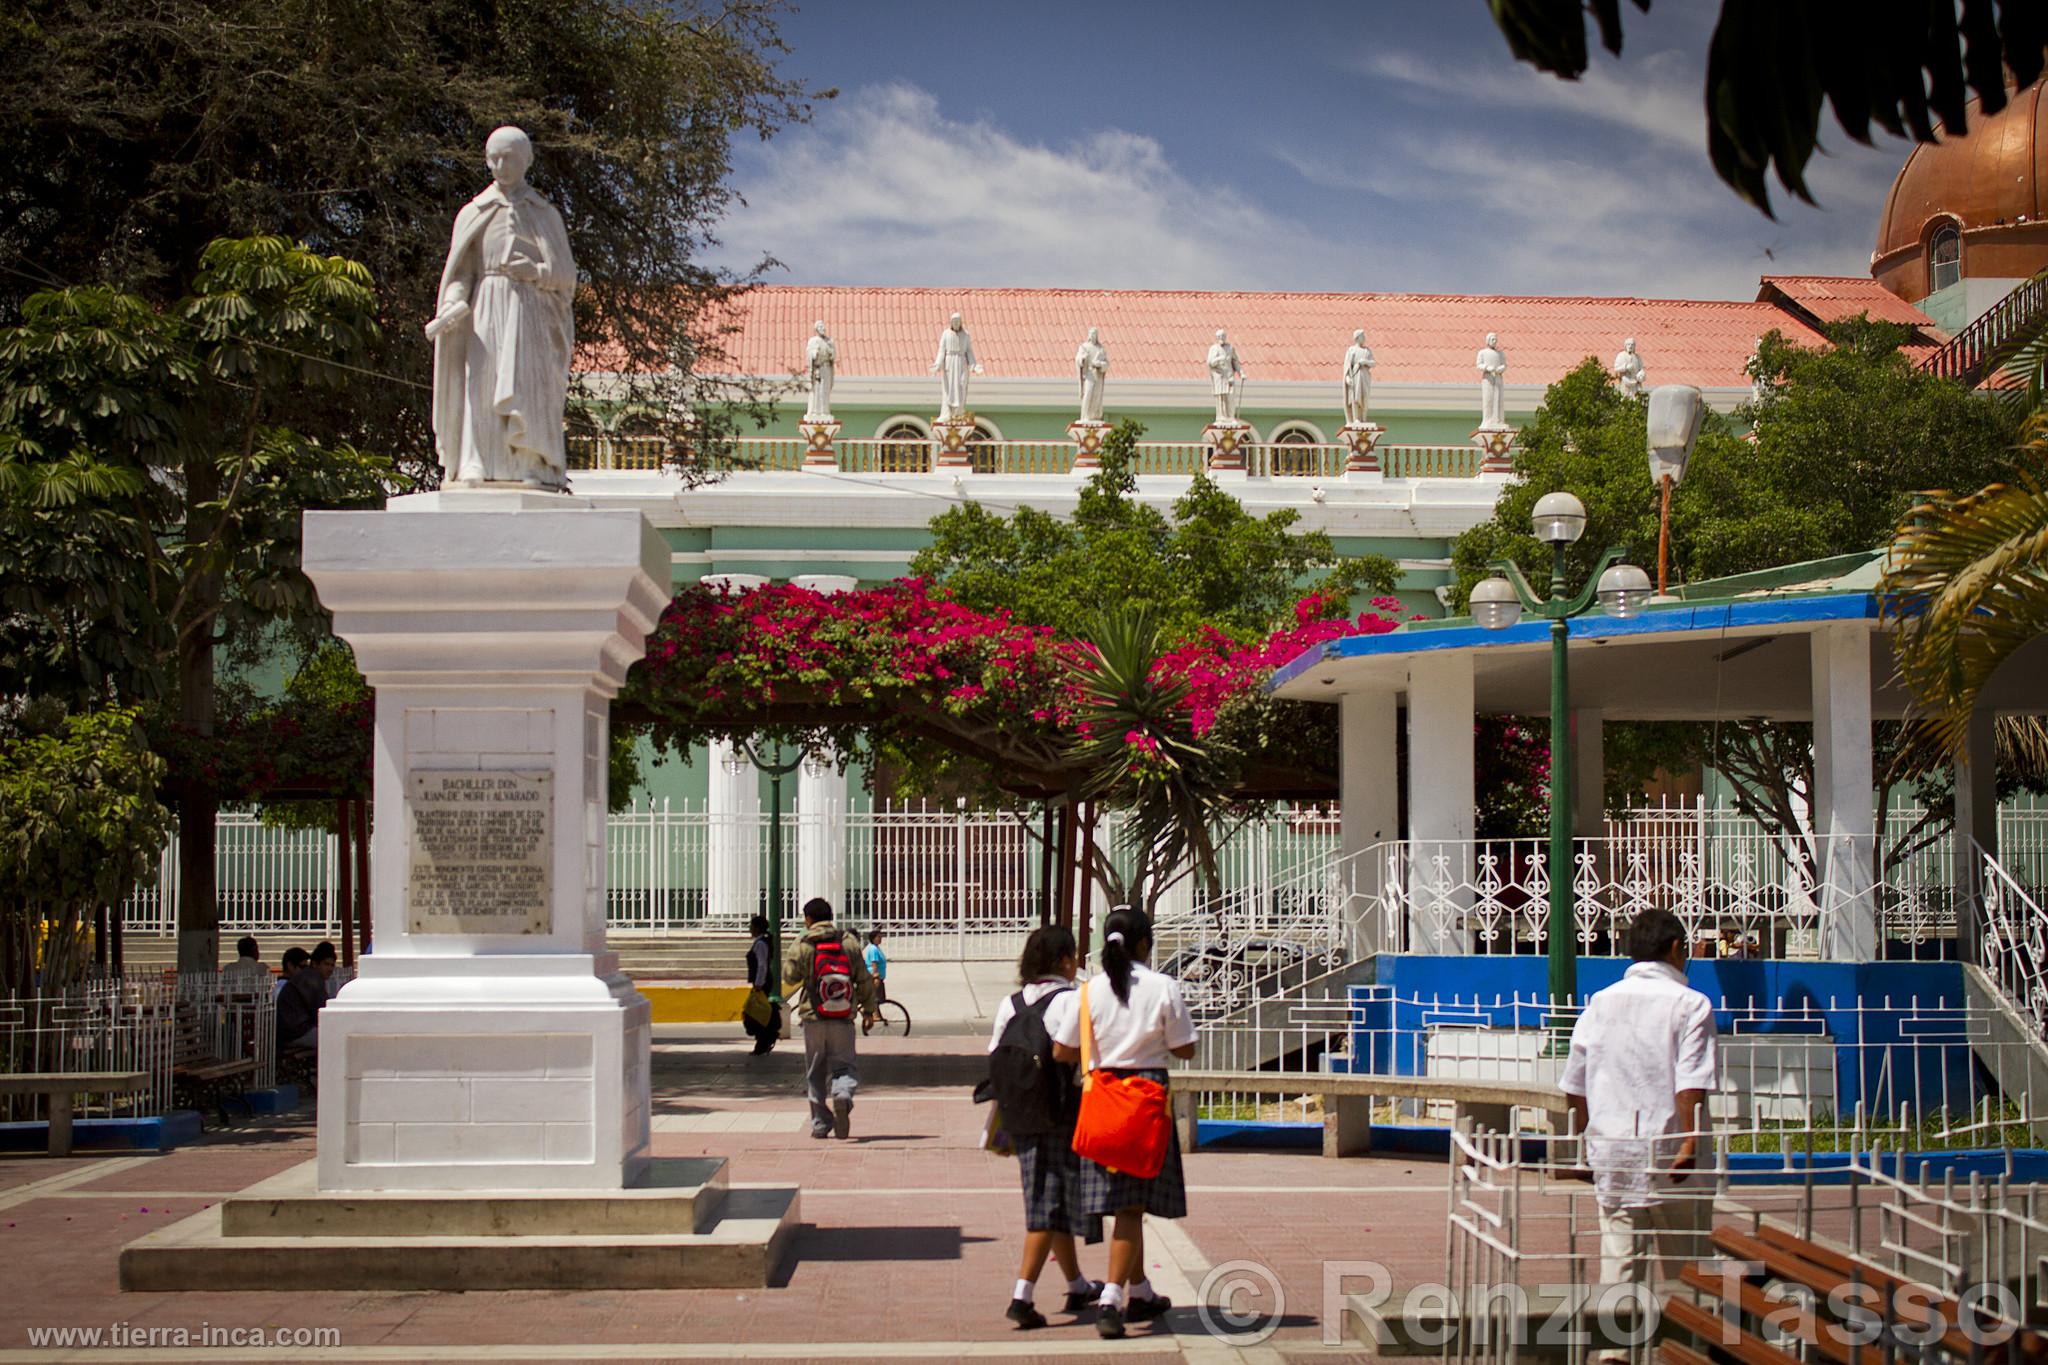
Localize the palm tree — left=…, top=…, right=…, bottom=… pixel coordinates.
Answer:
left=1066, top=607, right=1240, bottom=917
left=1882, top=410, right=2048, bottom=752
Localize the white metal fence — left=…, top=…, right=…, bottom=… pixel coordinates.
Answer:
left=114, top=803, right=2048, bottom=957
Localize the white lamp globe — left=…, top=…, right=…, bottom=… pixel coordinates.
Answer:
left=1596, top=563, right=1654, bottom=619
left=721, top=746, right=751, bottom=777
left=1469, top=576, right=1523, bottom=630
left=1531, top=491, right=1588, bottom=545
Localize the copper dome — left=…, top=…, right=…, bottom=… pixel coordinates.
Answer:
left=1873, top=81, right=2048, bottom=301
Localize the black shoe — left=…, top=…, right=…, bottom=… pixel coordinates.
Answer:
left=1126, top=1293, right=1172, bottom=1322
left=1063, top=1281, right=1104, bottom=1313
left=1006, top=1299, right=1047, bottom=1330
left=1097, top=1303, right=1125, bottom=1340
left=810, top=1123, right=831, bottom=1139
left=831, top=1096, right=852, bottom=1139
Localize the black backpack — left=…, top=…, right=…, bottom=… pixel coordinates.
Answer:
left=986, top=987, right=1075, bottom=1138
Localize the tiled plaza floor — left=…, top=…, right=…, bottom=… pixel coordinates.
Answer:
left=0, top=1033, right=1466, bottom=1363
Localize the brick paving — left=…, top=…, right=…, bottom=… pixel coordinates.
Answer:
left=0, top=1033, right=1467, bottom=1362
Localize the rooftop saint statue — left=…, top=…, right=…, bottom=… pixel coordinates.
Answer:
left=428, top=126, right=577, bottom=489
left=1207, top=330, right=1245, bottom=423
left=929, top=313, right=982, bottom=421
left=805, top=321, right=837, bottom=421
left=1074, top=327, right=1109, bottom=423
left=1613, top=338, right=1645, bottom=398
left=1476, top=332, right=1508, bottom=430
left=1343, top=329, right=1376, bottom=425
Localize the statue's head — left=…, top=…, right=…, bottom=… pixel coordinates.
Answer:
left=1485, top=332, right=1499, bottom=347
left=1353, top=328, right=1366, bottom=344
left=949, top=312, right=963, bottom=330
left=1215, top=329, right=1227, bottom=343
left=814, top=320, right=828, bottom=337
left=485, top=126, right=534, bottom=189
left=1087, top=326, right=1100, bottom=342
left=1625, top=337, right=1636, bottom=352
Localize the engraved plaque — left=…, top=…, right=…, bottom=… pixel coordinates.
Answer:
left=407, top=770, right=552, bottom=934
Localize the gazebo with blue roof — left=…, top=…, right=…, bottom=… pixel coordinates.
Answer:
left=1268, top=549, right=2047, bottom=968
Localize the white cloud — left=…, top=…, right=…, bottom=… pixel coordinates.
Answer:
left=1357, top=46, right=1708, bottom=154
left=715, top=84, right=1337, bottom=289
left=718, top=79, right=1903, bottom=302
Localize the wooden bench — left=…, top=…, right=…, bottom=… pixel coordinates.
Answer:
left=1169, top=1067, right=1570, bottom=1158
left=0, top=1072, right=151, bottom=1156
left=171, top=1002, right=259, bottom=1126
left=1658, top=1223, right=2048, bottom=1365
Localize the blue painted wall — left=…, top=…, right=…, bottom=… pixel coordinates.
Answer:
left=1346, top=955, right=1975, bottom=1121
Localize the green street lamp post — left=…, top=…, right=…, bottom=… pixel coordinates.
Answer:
left=1468, top=492, right=1652, bottom=1008
left=724, top=738, right=808, bottom=1012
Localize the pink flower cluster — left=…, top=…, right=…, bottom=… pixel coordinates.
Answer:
left=632, top=580, right=1419, bottom=752
left=1153, top=595, right=1412, bottom=734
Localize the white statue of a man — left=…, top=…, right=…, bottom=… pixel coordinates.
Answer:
left=1074, top=327, right=1109, bottom=423
left=929, top=312, right=982, bottom=421
left=1612, top=338, right=1645, bottom=398
left=427, top=126, right=578, bottom=488
left=805, top=321, right=836, bottom=421
left=1476, top=332, right=1508, bottom=430
left=1207, top=329, right=1245, bottom=423
left=1343, top=328, right=1376, bottom=425
left=1746, top=335, right=1766, bottom=403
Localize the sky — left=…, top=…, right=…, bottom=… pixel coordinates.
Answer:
left=710, top=1, right=1915, bottom=301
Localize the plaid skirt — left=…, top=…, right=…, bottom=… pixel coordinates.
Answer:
left=1016, top=1127, right=1103, bottom=1243
left=1074, top=1068, right=1188, bottom=1220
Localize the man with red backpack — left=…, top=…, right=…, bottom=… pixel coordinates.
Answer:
left=783, top=897, right=876, bottom=1139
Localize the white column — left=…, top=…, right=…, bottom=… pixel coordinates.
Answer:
left=1953, top=708, right=1998, bottom=965
left=1405, top=653, right=1476, bottom=954
left=790, top=575, right=857, bottom=916
left=699, top=575, right=768, bottom=925
left=1810, top=623, right=1877, bottom=961
left=1339, top=690, right=1399, bottom=958
left=302, top=489, right=670, bottom=1192
left=705, top=739, right=761, bottom=922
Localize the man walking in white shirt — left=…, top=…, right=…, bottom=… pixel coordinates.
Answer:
left=1561, top=909, right=1718, bottom=1291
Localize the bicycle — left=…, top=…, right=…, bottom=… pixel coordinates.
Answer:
left=862, top=994, right=911, bottom=1037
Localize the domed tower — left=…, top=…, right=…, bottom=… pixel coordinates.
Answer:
left=1872, top=79, right=2048, bottom=332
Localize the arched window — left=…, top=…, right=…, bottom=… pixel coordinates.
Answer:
left=1266, top=421, right=1329, bottom=477
left=875, top=418, right=932, bottom=475
left=1929, top=224, right=1962, bottom=293
left=968, top=419, right=1002, bottom=474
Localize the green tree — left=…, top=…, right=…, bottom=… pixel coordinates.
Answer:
left=0, top=0, right=819, bottom=475
left=1487, top=0, right=2047, bottom=213
left=0, top=237, right=395, bottom=970
left=0, top=704, right=171, bottom=995
left=1451, top=323, right=2021, bottom=839
left=913, top=420, right=1399, bottom=642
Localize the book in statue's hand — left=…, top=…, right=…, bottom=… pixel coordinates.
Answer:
left=424, top=299, right=470, bottom=340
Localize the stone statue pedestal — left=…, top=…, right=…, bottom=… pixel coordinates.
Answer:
left=1340, top=422, right=1385, bottom=479
left=1471, top=425, right=1516, bottom=475
left=1203, top=420, right=1253, bottom=476
left=933, top=417, right=977, bottom=471
left=1069, top=420, right=1111, bottom=472
left=798, top=419, right=840, bottom=471
left=299, top=490, right=670, bottom=1193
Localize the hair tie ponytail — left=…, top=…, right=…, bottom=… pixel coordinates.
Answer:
left=1098, top=907, right=1151, bottom=1005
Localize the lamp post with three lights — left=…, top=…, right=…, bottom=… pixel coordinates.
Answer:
left=1467, top=493, right=1653, bottom=1008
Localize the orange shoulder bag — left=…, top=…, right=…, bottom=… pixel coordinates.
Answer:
left=1069, top=980, right=1171, bottom=1179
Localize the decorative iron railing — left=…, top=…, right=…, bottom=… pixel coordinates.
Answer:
left=563, top=434, right=1489, bottom=479
left=1919, top=269, right=2048, bottom=386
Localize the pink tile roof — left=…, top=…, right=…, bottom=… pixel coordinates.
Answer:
left=698, top=284, right=1841, bottom=388
left=1756, top=275, right=1944, bottom=335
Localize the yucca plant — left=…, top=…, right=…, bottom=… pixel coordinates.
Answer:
left=1066, top=607, right=1241, bottom=916
left=1882, top=412, right=2048, bottom=752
